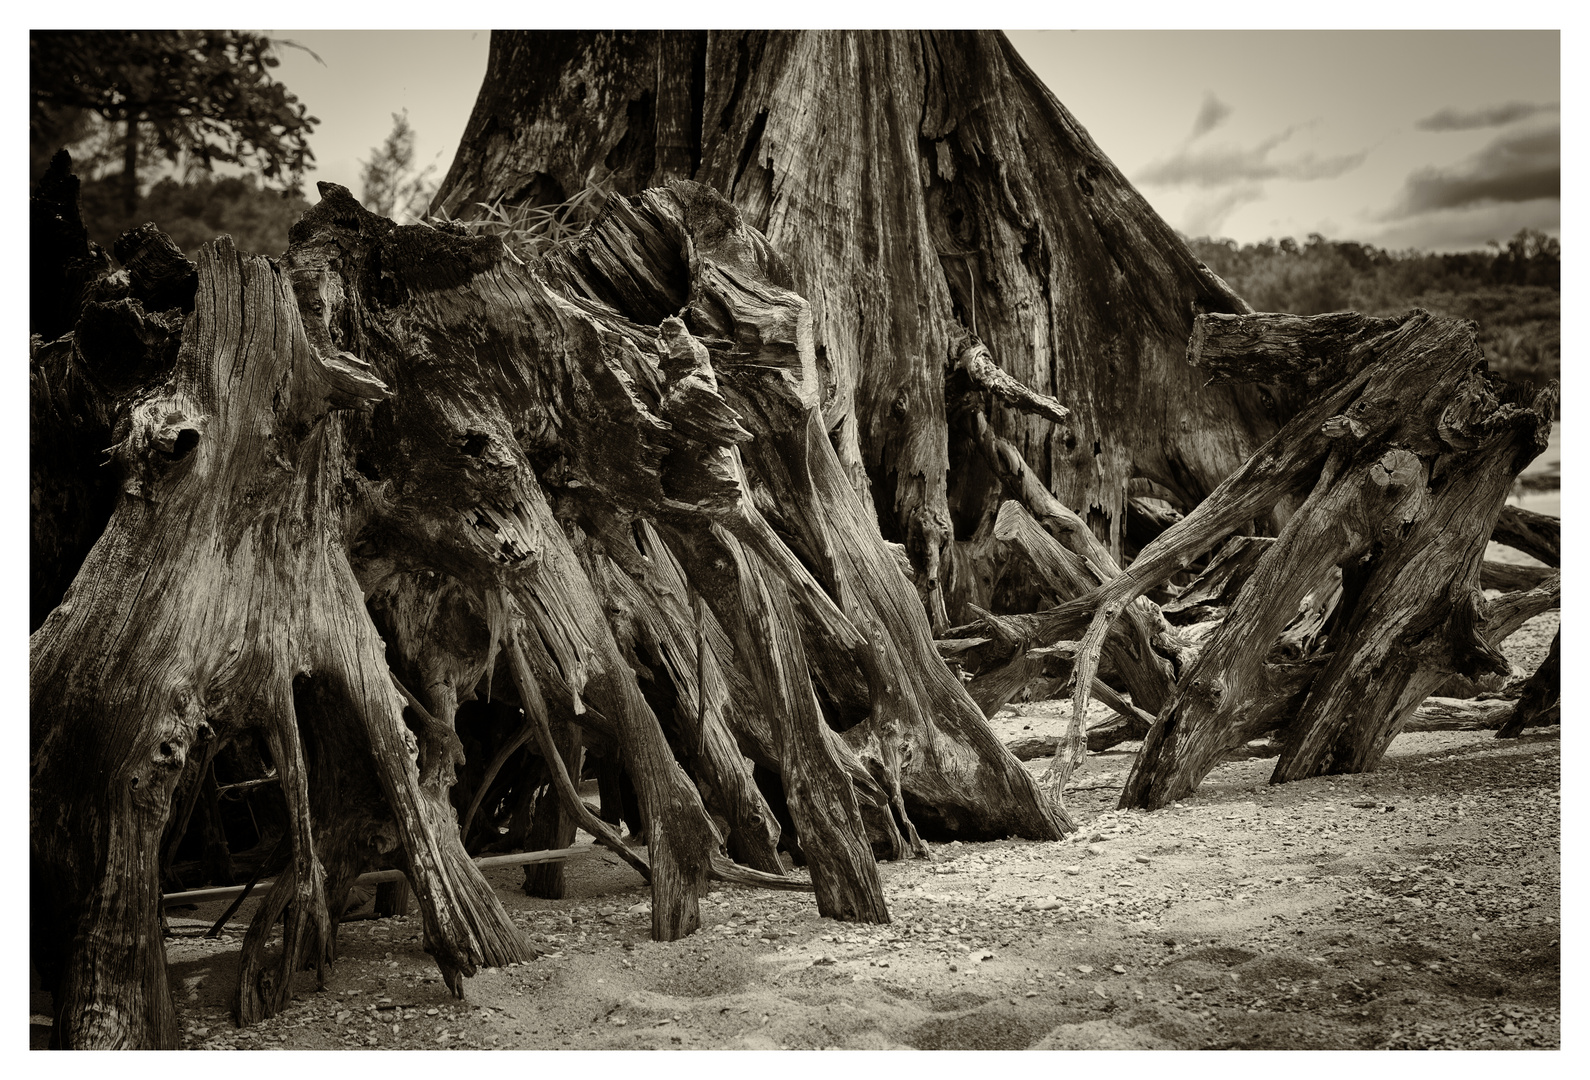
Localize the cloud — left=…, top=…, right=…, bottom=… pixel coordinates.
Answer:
left=1178, top=183, right=1265, bottom=238
left=1415, top=101, right=1558, bottom=132
left=1189, top=93, right=1232, bottom=140
left=1137, top=128, right=1367, bottom=189
left=1367, top=198, right=1558, bottom=253
left=1390, top=124, right=1559, bottom=215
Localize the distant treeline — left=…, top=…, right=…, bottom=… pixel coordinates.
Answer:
left=1188, top=229, right=1560, bottom=390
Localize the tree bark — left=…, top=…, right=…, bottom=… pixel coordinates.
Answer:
left=585, top=523, right=785, bottom=872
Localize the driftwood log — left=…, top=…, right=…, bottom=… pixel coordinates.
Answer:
left=953, top=309, right=1555, bottom=809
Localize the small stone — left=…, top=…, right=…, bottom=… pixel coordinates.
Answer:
left=1076, top=965, right=1093, bottom=974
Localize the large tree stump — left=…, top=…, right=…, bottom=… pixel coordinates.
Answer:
left=434, top=31, right=1281, bottom=614
left=32, top=173, right=1075, bottom=1046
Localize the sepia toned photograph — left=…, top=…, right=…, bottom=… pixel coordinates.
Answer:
left=29, top=24, right=1560, bottom=1052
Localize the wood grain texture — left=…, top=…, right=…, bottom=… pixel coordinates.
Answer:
left=435, top=30, right=1279, bottom=599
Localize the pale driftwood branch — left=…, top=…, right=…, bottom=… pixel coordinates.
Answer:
left=955, top=338, right=1070, bottom=426
left=708, top=853, right=816, bottom=892
left=166, top=845, right=599, bottom=908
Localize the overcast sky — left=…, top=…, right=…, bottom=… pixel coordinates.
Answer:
left=268, top=29, right=1560, bottom=253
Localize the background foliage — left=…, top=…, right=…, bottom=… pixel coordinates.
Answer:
left=1188, top=229, right=1560, bottom=390
left=31, top=30, right=318, bottom=256
left=359, top=109, right=438, bottom=225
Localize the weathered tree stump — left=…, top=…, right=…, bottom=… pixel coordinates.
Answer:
left=31, top=173, right=1076, bottom=1046
left=434, top=31, right=1282, bottom=619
